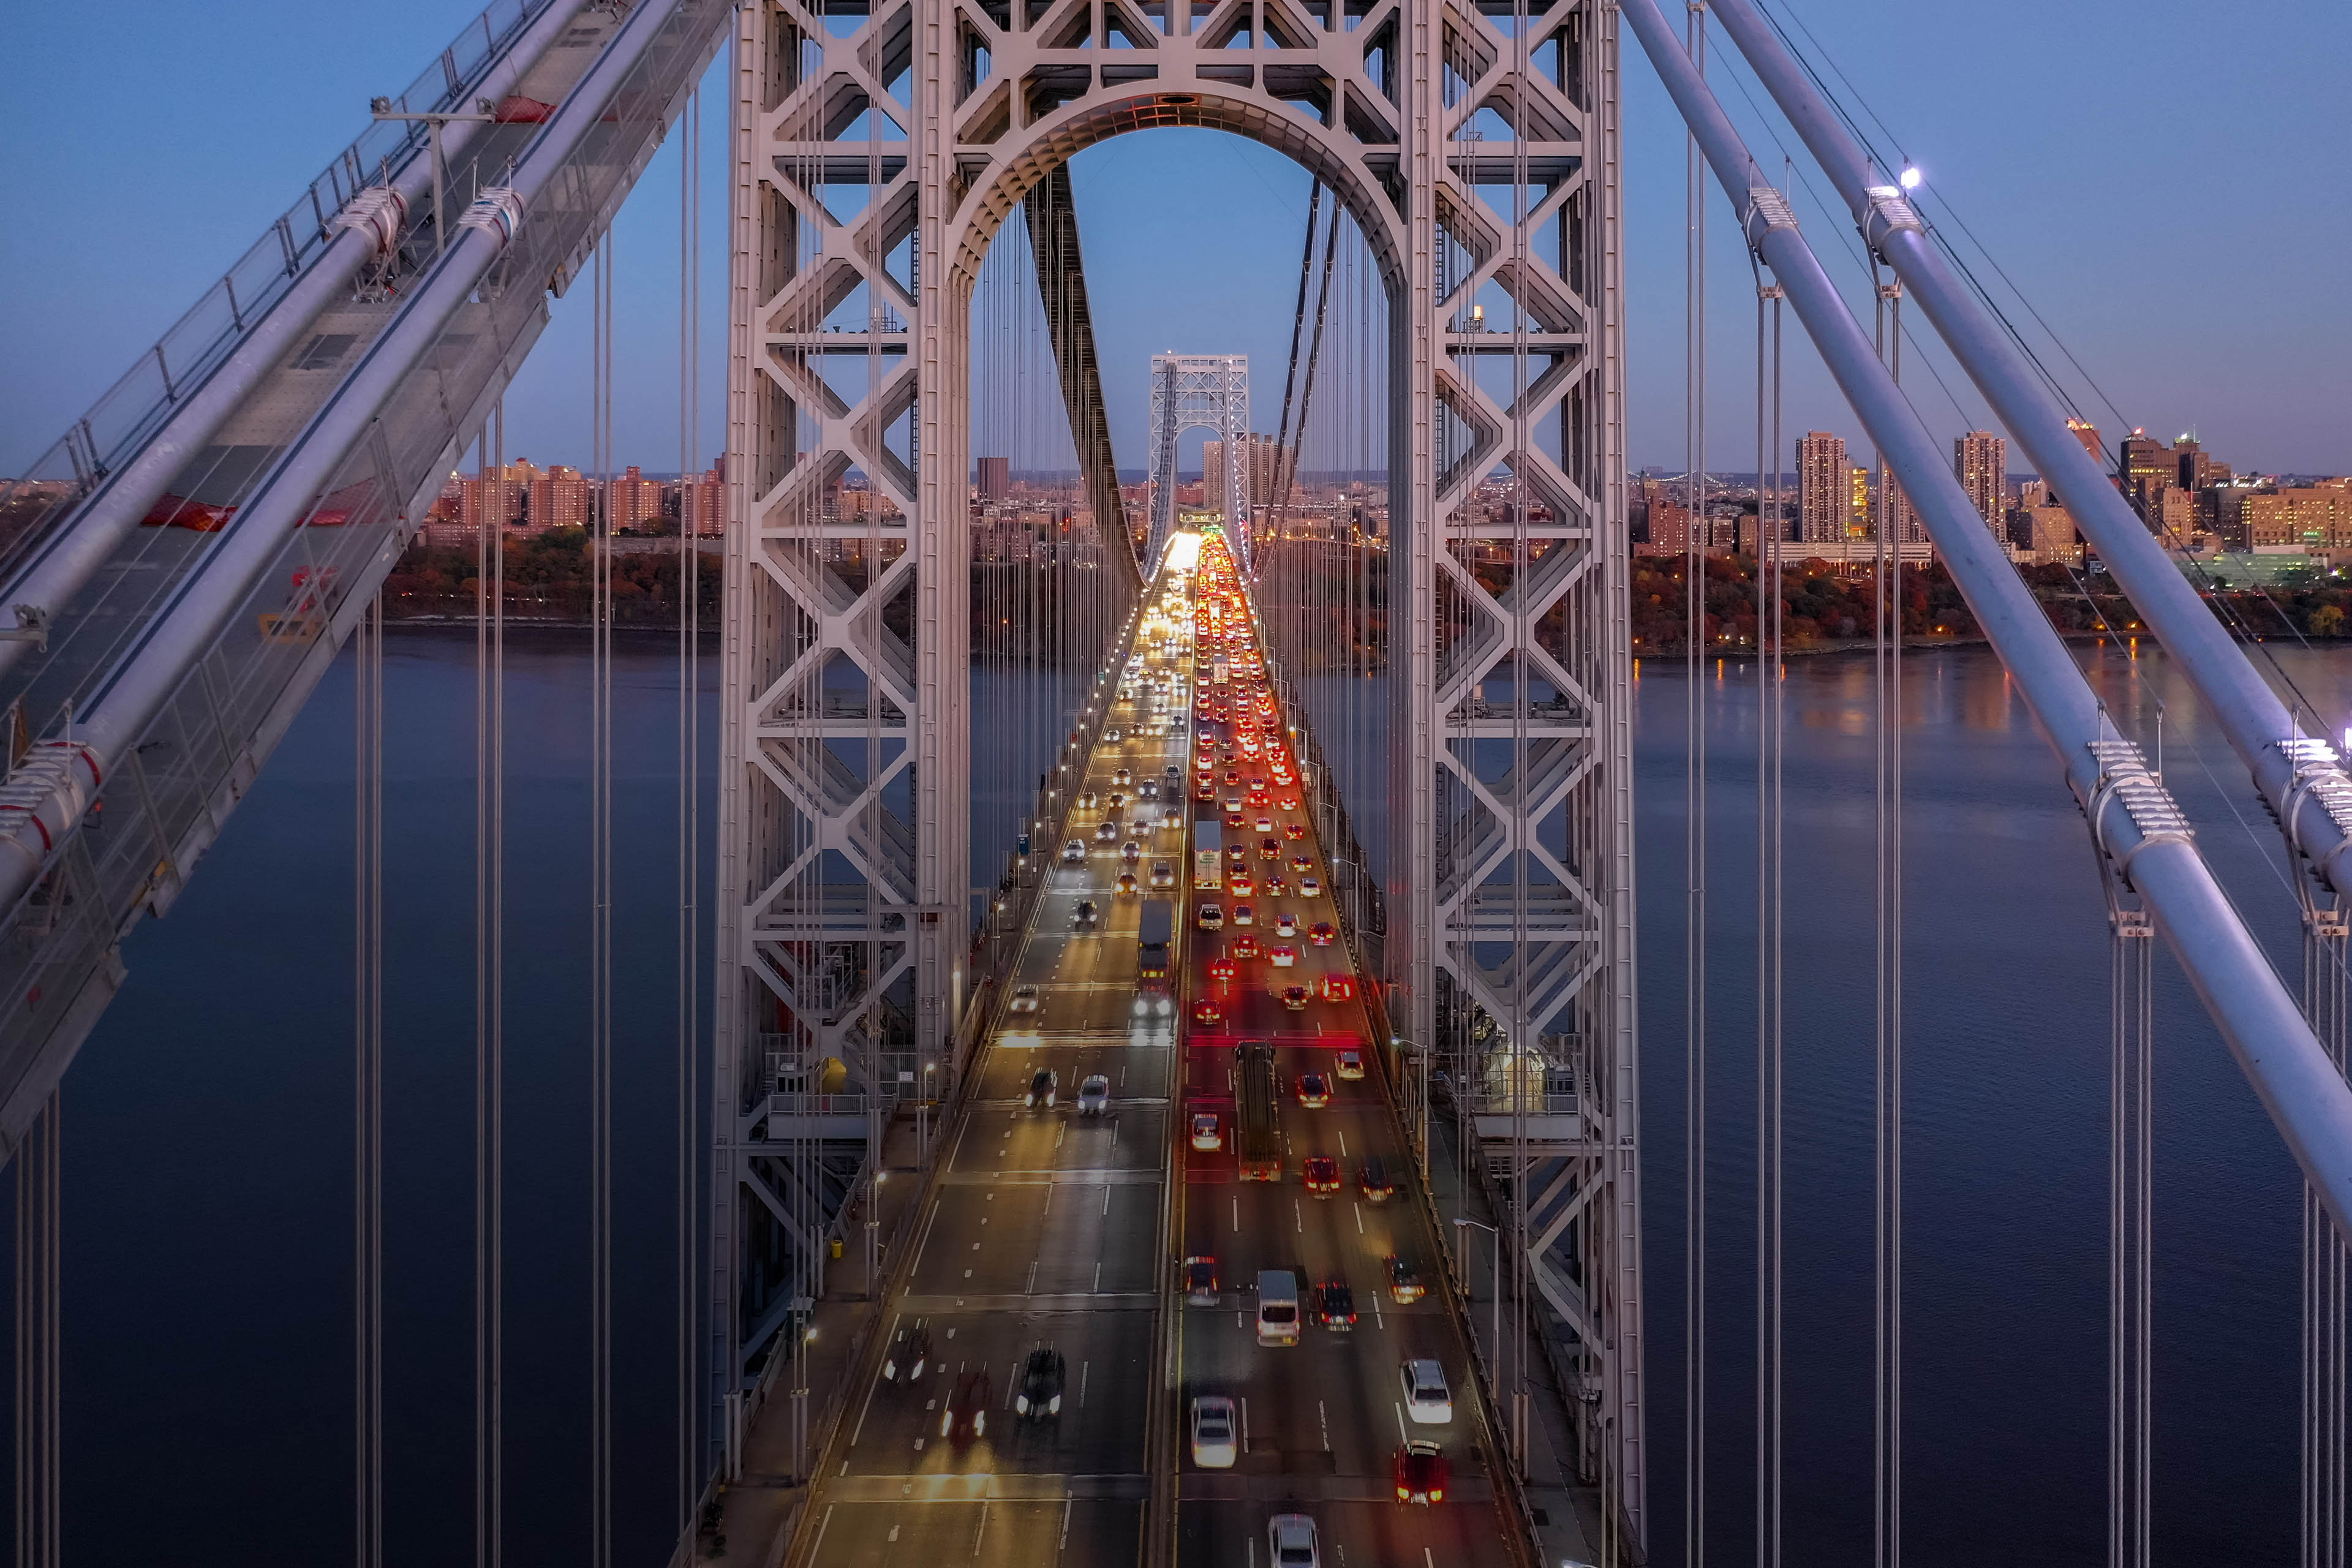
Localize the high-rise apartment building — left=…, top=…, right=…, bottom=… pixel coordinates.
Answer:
left=1849, top=466, right=1872, bottom=538
left=679, top=461, right=726, bottom=537
left=1797, top=432, right=1848, bottom=543
left=529, top=465, right=592, bottom=531
left=611, top=464, right=666, bottom=530
left=1204, top=434, right=1291, bottom=518
left=1955, top=431, right=2006, bottom=532
left=2119, top=429, right=2173, bottom=522
left=978, top=456, right=1010, bottom=500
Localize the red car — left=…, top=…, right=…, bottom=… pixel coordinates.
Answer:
left=1231, top=934, right=1261, bottom=960
left=1289, top=855, right=1314, bottom=876
left=1207, top=957, right=1238, bottom=982
left=1280, top=984, right=1309, bottom=1010
left=1279, top=796, right=1300, bottom=812
left=1229, top=872, right=1256, bottom=898
left=1193, top=997, right=1224, bottom=1025
left=943, top=1368, right=993, bottom=1443
left=1285, top=822, right=1308, bottom=840
left=1259, top=837, right=1282, bottom=861
left=1309, top=922, right=1336, bottom=946
left=1393, top=1440, right=1448, bottom=1504
left=1319, top=976, right=1355, bottom=1003
left=1224, top=812, right=1245, bottom=830
left=1303, top=1155, right=1341, bottom=1194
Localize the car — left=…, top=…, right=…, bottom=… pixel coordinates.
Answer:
left=1231, top=934, right=1261, bottom=960
left=1072, top=899, right=1101, bottom=929
left=1077, top=1074, right=1110, bottom=1115
left=1387, top=1254, right=1427, bottom=1304
left=1358, top=1153, right=1395, bottom=1202
left=1310, top=922, right=1336, bottom=946
left=1393, top=1439, right=1449, bottom=1504
left=1226, top=845, right=1250, bottom=867
left=1185, top=1255, right=1220, bottom=1306
left=1259, top=836, right=1282, bottom=861
left=1026, top=1068, right=1058, bottom=1109
left=1079, top=790, right=1099, bottom=809
left=882, top=1321, right=933, bottom=1382
left=1014, top=1346, right=1066, bottom=1420
left=1297, top=1071, right=1330, bottom=1107
left=1303, top=1155, right=1341, bottom=1194
left=1191, top=1395, right=1239, bottom=1469
left=1319, top=976, right=1354, bottom=1003
left=1139, top=779, right=1158, bottom=800
left=1116, top=871, right=1138, bottom=895
left=1191, top=1112, right=1223, bottom=1152
left=1063, top=839, right=1088, bottom=864
left=1096, top=820, right=1120, bottom=842
left=1151, top=861, right=1177, bottom=889
left=1194, top=782, right=1216, bottom=802
left=1233, top=903, right=1256, bottom=927
left=1401, top=1359, right=1453, bottom=1423
left=943, top=1368, right=992, bottom=1442
left=1273, top=912, right=1299, bottom=937
left=1269, top=944, right=1297, bottom=968
left=1113, top=767, right=1131, bottom=786
left=1262, top=873, right=1288, bottom=898
left=1222, top=770, right=1242, bottom=787
left=1314, top=1278, right=1357, bottom=1330
left=1280, top=984, right=1310, bottom=1010
left=1278, top=794, right=1299, bottom=812
left=1255, top=817, right=1275, bottom=837
left=1121, top=840, right=1143, bottom=864
left=1335, top=1047, right=1364, bottom=1079
left=1248, top=790, right=1269, bottom=809
left=1267, top=1513, right=1321, bottom=1568
left=1193, top=997, right=1224, bottom=1025
left=1197, top=903, right=1224, bottom=931
left=1224, top=811, right=1245, bottom=830
left=1103, top=726, right=1124, bottom=742
left=1300, top=874, right=1322, bottom=896
left=1009, top=983, right=1041, bottom=1014
left=1229, top=872, right=1256, bottom=899
left=1285, top=821, right=1308, bottom=840
left=1207, top=957, right=1238, bottom=982
left=1289, top=855, right=1314, bottom=876
left=1106, top=791, right=1126, bottom=809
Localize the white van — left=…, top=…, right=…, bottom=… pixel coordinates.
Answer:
left=1256, top=1270, right=1301, bottom=1347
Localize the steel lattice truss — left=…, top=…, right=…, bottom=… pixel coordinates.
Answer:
left=722, top=0, right=1642, bottom=1539
left=1145, top=353, right=1249, bottom=570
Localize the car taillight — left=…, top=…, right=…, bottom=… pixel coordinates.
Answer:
left=1430, top=1488, right=1443, bottom=1501
left=1396, top=1485, right=1411, bottom=1501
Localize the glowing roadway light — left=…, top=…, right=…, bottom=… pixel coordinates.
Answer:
left=1898, top=165, right=1922, bottom=190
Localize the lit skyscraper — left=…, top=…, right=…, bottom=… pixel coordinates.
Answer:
left=1956, top=431, right=2007, bottom=532
left=1797, top=431, right=1847, bottom=543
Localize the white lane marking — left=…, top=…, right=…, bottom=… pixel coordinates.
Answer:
left=888, top=1523, right=899, bottom=1542
left=911, top=1201, right=943, bottom=1274
left=840, top=1460, right=848, bottom=1476
left=1394, top=1401, right=1410, bottom=1446
left=1080, top=1360, right=1090, bottom=1407
left=1352, top=1202, right=1364, bottom=1235
left=1426, top=1551, right=1437, bottom=1568
left=1102, top=1185, right=1111, bottom=1216
left=1241, top=1396, right=1251, bottom=1452
left=1320, top=1399, right=1330, bottom=1450
left=1060, top=1498, right=1073, bottom=1553
left=1232, top=1197, right=1240, bottom=1232
left=1338, top=1130, right=1348, bottom=1158
left=972, top=1241, right=982, bottom=1251
left=1055, top=1123, right=1066, bottom=1149
left=1042, top=1182, right=1053, bottom=1216
left=1373, top=1292, right=1384, bottom=1330
left=1111, top=1118, right=1120, bottom=1149
left=973, top=1502, right=987, bottom=1558
left=810, top=1504, right=835, bottom=1560
left=1294, top=1199, right=1303, bottom=1235
left=850, top=1311, right=900, bottom=1447
left=1093, top=1261, right=1102, bottom=1292
left=1027, top=1260, right=1039, bottom=1295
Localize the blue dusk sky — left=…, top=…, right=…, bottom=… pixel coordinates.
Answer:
left=1, top=0, right=2344, bottom=480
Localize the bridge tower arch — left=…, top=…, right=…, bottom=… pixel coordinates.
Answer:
left=719, top=0, right=1642, bottom=1540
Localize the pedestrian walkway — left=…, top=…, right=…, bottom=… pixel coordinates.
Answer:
left=1422, top=1105, right=1613, bottom=1567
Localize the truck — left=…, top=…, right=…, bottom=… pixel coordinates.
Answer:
left=1135, top=899, right=1175, bottom=1017
left=1237, top=1041, right=1281, bottom=1181
left=1193, top=818, right=1223, bottom=891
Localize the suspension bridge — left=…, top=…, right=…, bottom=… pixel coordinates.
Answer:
left=0, top=0, right=2344, bottom=1562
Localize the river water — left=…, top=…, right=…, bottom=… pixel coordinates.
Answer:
left=27, top=628, right=2348, bottom=1561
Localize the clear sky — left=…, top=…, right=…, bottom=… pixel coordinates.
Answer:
left=1, top=0, right=2343, bottom=481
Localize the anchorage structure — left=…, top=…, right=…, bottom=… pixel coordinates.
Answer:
left=1145, top=353, right=1250, bottom=569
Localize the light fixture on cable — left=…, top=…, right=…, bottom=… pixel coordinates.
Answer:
left=1898, top=165, right=1923, bottom=190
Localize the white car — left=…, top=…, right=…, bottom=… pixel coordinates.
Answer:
left=1299, top=873, right=1322, bottom=896
left=1190, top=1395, right=1238, bottom=1469
left=1190, top=1112, right=1223, bottom=1151
left=1104, top=726, right=1124, bottom=742
left=1009, top=984, right=1041, bottom=1014
left=1077, top=1074, right=1110, bottom=1115
left=1401, top=1359, right=1453, bottom=1423
left=1063, top=840, right=1087, bottom=864
left=1273, top=912, right=1299, bottom=937
left=1267, top=1513, right=1320, bottom=1568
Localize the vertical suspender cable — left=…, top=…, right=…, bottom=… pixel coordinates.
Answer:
left=477, top=398, right=508, bottom=1568
left=355, top=587, right=385, bottom=1568
left=1869, top=268, right=1905, bottom=1568
left=15, top=1088, right=59, bottom=1568
left=589, top=232, right=616, bottom=1568
left=1682, top=3, right=1709, bottom=1544
left=1752, top=264, right=1784, bottom=1568
left=677, top=83, right=704, bottom=1533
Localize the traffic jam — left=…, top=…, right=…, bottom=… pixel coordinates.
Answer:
left=1172, top=535, right=1506, bottom=1566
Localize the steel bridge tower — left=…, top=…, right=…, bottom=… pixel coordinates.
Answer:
left=1145, top=353, right=1250, bottom=570
left=719, top=0, right=1642, bottom=1537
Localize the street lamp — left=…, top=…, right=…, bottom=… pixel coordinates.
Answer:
left=1452, top=1215, right=1503, bottom=1411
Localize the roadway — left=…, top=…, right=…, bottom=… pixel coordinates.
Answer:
left=792, top=534, right=1525, bottom=1567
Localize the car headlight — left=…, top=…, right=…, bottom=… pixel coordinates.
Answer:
left=974, top=1413, right=985, bottom=1436
left=1048, top=1395, right=1061, bottom=1414
left=1016, top=1395, right=1030, bottom=1414
left=941, top=1414, right=952, bottom=1436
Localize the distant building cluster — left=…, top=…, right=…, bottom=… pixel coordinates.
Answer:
left=421, top=458, right=727, bottom=548
left=1634, top=416, right=2350, bottom=575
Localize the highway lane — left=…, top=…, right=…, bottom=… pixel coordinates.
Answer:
left=796, top=576, right=1196, bottom=1568
left=1172, top=538, right=1524, bottom=1567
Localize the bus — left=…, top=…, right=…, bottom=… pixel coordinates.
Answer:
left=1237, top=1041, right=1281, bottom=1181
left=1136, top=899, right=1174, bottom=1017
left=1193, top=819, right=1223, bottom=890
